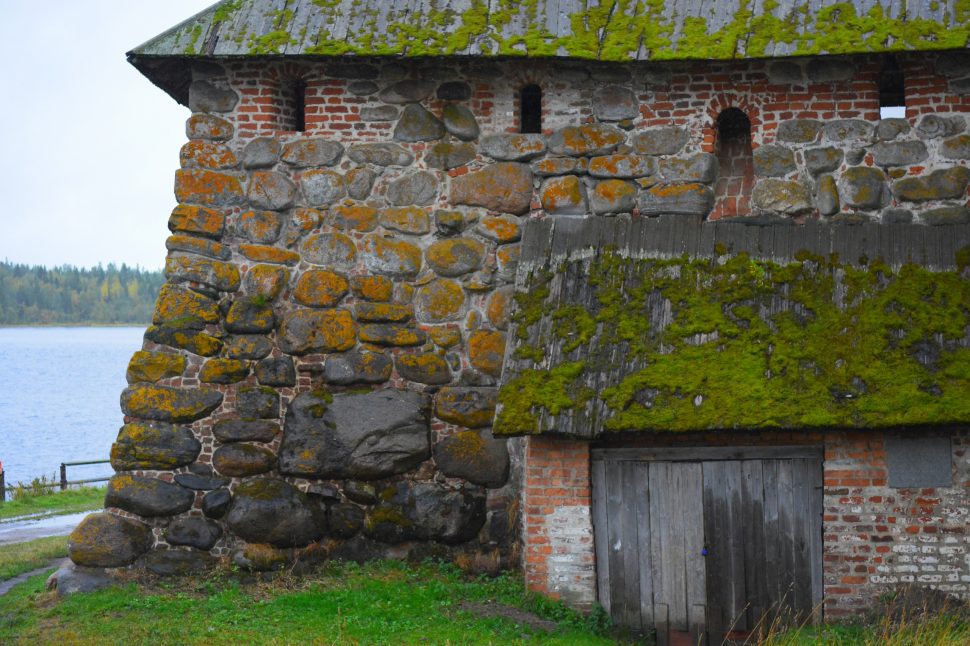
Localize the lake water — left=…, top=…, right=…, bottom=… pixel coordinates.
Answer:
left=0, top=327, right=144, bottom=488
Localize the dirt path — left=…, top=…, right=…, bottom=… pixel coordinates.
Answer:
left=0, top=511, right=92, bottom=546
left=0, top=558, right=67, bottom=596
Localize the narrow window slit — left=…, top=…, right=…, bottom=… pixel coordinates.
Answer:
left=280, top=77, right=307, bottom=131
left=879, top=55, right=905, bottom=119
left=520, top=84, right=542, bottom=134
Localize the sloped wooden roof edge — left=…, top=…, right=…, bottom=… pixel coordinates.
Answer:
left=130, top=0, right=970, bottom=61
left=128, top=1, right=970, bottom=104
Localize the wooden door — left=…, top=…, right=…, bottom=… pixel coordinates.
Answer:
left=591, top=446, right=823, bottom=640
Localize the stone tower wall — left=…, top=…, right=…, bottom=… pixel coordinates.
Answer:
left=68, top=51, right=970, bottom=575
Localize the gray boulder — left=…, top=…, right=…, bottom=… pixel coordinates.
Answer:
left=394, top=104, right=446, bottom=142
left=110, top=422, right=200, bottom=471
left=363, top=481, right=486, bottom=545
left=435, top=429, right=510, bottom=488
left=105, top=475, right=194, bottom=517
left=871, top=141, right=928, bottom=167
left=226, top=478, right=324, bottom=547
left=68, top=513, right=153, bottom=568
left=279, top=390, right=430, bottom=479
left=165, top=517, right=223, bottom=550
left=838, top=167, right=890, bottom=209
left=752, top=179, right=813, bottom=215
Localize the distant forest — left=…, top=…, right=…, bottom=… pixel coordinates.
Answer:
left=0, top=261, right=165, bottom=325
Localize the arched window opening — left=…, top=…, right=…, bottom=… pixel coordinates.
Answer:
left=879, top=55, right=905, bottom=119
left=520, top=85, right=542, bottom=134
left=712, top=107, right=754, bottom=219
left=280, top=77, right=307, bottom=132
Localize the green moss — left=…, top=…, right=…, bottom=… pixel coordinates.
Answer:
left=168, top=0, right=970, bottom=60
left=497, top=247, right=970, bottom=436
left=957, top=245, right=970, bottom=272
left=494, top=361, right=591, bottom=435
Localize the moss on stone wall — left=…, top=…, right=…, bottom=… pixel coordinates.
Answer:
left=496, top=247, right=970, bottom=436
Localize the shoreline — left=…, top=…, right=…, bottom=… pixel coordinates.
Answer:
left=0, top=323, right=148, bottom=329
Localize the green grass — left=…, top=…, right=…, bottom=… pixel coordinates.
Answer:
left=0, top=486, right=104, bottom=521
left=765, top=615, right=970, bottom=645
left=0, top=536, right=68, bottom=581
left=0, top=560, right=623, bottom=645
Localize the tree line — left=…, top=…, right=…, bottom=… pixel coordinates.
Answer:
left=0, top=261, right=165, bottom=325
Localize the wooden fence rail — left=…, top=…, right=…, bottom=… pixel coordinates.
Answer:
left=0, top=460, right=110, bottom=502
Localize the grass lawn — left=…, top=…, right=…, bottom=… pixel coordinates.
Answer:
left=0, top=554, right=965, bottom=645
left=0, top=536, right=68, bottom=581
left=0, top=487, right=104, bottom=521
left=0, top=560, right=625, bottom=645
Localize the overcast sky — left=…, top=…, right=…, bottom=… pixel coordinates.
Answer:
left=0, top=1, right=217, bottom=270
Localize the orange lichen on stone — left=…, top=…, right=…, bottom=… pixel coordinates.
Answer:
left=428, top=324, right=462, bottom=348
left=434, top=387, right=497, bottom=428
left=168, top=204, right=225, bottom=239
left=416, top=279, right=466, bottom=322
left=153, top=284, right=220, bottom=326
left=179, top=141, right=238, bottom=170
left=355, top=302, right=413, bottom=322
left=237, top=210, right=283, bottom=244
left=496, top=245, right=520, bottom=274
left=165, top=234, right=228, bottom=260
left=395, top=352, right=451, bottom=384
left=126, top=350, right=186, bottom=383
left=486, top=287, right=512, bottom=330
left=468, top=330, right=507, bottom=377
left=425, top=238, right=486, bottom=277
left=186, top=114, right=233, bottom=141
left=379, top=207, right=431, bottom=235
left=331, top=205, right=379, bottom=232
left=239, top=244, right=301, bottom=266
left=539, top=175, right=585, bottom=213
left=351, top=275, right=394, bottom=302
left=165, top=255, right=240, bottom=292
left=294, top=270, right=350, bottom=307
left=199, top=358, right=250, bottom=384
left=174, top=169, right=244, bottom=206
left=477, top=215, right=521, bottom=244
left=245, top=264, right=290, bottom=299
left=594, top=179, right=637, bottom=201
left=362, top=235, right=423, bottom=277
left=121, top=384, right=223, bottom=422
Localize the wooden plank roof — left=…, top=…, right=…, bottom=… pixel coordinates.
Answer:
left=130, top=0, right=970, bottom=61
left=496, top=217, right=970, bottom=437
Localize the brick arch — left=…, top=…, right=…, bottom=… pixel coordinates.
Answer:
left=709, top=105, right=755, bottom=220
left=508, top=69, right=548, bottom=134
left=701, top=95, right=762, bottom=154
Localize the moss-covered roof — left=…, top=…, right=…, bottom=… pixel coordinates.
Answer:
left=497, top=217, right=970, bottom=437
left=132, top=0, right=970, bottom=60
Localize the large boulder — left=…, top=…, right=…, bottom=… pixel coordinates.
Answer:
left=434, top=387, right=497, bottom=428
left=347, top=143, right=414, bottom=167
left=450, top=163, right=534, bottom=215
left=838, top=167, right=890, bottom=209
left=144, top=550, right=216, bottom=576
left=752, top=179, right=814, bottom=215
left=105, top=475, right=194, bottom=517
left=121, top=384, right=222, bottom=423
left=278, top=309, right=356, bottom=354
left=633, top=127, right=688, bottom=155
left=892, top=166, right=970, bottom=202
left=226, top=478, right=324, bottom=547
left=164, top=517, right=223, bottom=550
left=871, top=141, right=928, bottom=167
left=548, top=124, right=625, bottom=156
left=279, top=390, right=430, bottom=480
left=68, top=513, right=153, bottom=568
left=637, top=183, right=714, bottom=217
left=394, top=104, right=446, bottom=142
left=435, top=429, right=510, bottom=488
left=110, top=422, right=201, bottom=471
left=144, top=324, right=222, bottom=357
left=363, top=481, right=486, bottom=545
left=323, top=351, right=393, bottom=385
left=213, top=443, right=277, bottom=477
left=480, top=134, right=546, bottom=161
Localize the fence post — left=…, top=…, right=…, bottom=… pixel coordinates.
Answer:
left=1, top=469, right=5, bottom=502
left=60, top=463, right=67, bottom=491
